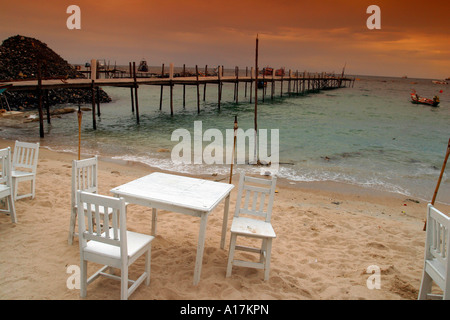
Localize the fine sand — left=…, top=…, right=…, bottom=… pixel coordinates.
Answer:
left=0, top=138, right=448, bottom=300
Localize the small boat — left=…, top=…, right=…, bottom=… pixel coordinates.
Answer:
left=137, top=59, right=149, bottom=72
left=261, top=67, right=273, bottom=76
left=410, top=90, right=440, bottom=107
left=432, top=80, right=448, bottom=85
left=275, top=68, right=285, bottom=77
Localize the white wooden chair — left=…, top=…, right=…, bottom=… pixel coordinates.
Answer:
left=226, top=173, right=277, bottom=281
left=419, top=204, right=450, bottom=300
left=0, top=147, right=17, bottom=223
left=11, top=140, right=39, bottom=201
left=69, top=156, right=102, bottom=245
left=77, top=191, right=154, bottom=300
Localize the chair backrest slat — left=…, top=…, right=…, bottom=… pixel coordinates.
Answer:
left=77, top=191, right=126, bottom=249
left=12, top=141, right=39, bottom=172
left=426, top=204, right=450, bottom=269
left=234, top=173, right=277, bottom=222
left=0, top=147, right=12, bottom=185
left=72, top=156, right=98, bottom=207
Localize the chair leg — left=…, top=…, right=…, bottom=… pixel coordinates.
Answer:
left=80, top=259, right=87, bottom=298
left=31, top=177, right=36, bottom=199
left=263, top=238, right=273, bottom=281
left=8, top=195, right=17, bottom=223
left=68, top=208, right=77, bottom=245
left=121, top=264, right=129, bottom=300
left=145, top=247, right=151, bottom=286
left=418, top=270, right=433, bottom=300
left=260, top=239, right=267, bottom=263
left=226, top=233, right=237, bottom=278
left=13, top=178, right=18, bottom=201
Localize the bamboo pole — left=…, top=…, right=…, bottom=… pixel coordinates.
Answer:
left=424, top=138, right=450, bottom=231
left=229, top=116, right=238, bottom=184
left=254, top=35, right=259, bottom=163
left=78, top=105, right=82, bottom=160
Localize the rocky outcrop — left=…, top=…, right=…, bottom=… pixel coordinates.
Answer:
left=0, top=35, right=111, bottom=110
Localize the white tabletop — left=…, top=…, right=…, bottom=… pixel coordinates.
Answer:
left=110, top=172, right=234, bottom=213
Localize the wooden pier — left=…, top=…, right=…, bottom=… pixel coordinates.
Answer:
left=2, top=63, right=355, bottom=137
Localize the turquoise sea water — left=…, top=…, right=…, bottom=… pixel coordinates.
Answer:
left=1, top=73, right=449, bottom=204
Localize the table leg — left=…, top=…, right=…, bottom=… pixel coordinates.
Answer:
left=151, top=208, right=157, bottom=236
left=220, top=194, right=230, bottom=249
left=193, top=213, right=208, bottom=286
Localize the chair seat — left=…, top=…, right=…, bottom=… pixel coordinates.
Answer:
left=0, top=184, right=11, bottom=195
left=84, top=230, right=154, bottom=260
left=11, top=170, right=34, bottom=178
left=230, top=217, right=276, bottom=238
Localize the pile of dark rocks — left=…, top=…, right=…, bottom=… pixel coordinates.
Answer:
left=0, top=35, right=111, bottom=110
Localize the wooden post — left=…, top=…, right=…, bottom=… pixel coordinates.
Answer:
left=183, top=64, right=186, bottom=108
left=129, top=62, right=134, bottom=112
left=169, top=63, right=174, bottom=116
left=271, top=68, right=274, bottom=100
left=203, top=65, right=207, bottom=101
left=96, top=87, right=101, bottom=117
left=37, top=61, right=44, bottom=138
left=218, top=65, right=222, bottom=109
left=91, top=80, right=96, bottom=130
left=159, top=63, right=165, bottom=110
left=45, top=89, right=50, bottom=124
left=249, top=67, right=253, bottom=103
left=262, top=70, right=265, bottom=103
left=235, top=66, right=239, bottom=104
left=133, top=62, right=140, bottom=124
left=280, top=72, right=283, bottom=97
left=288, top=69, right=291, bottom=97
left=245, top=67, right=248, bottom=98
left=196, top=65, right=200, bottom=113
left=90, top=59, right=97, bottom=80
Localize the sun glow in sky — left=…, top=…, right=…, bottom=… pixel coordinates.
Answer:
left=2, top=0, right=449, bottom=79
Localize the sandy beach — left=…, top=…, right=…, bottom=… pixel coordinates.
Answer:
left=0, top=137, right=448, bottom=300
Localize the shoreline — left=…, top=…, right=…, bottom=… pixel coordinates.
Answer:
left=0, top=137, right=448, bottom=299
left=6, top=136, right=449, bottom=219
left=44, top=138, right=450, bottom=211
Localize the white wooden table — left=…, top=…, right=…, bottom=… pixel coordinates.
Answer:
left=110, top=172, right=234, bottom=285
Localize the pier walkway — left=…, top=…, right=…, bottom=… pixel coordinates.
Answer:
left=2, top=66, right=355, bottom=137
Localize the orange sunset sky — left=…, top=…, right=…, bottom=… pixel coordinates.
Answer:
left=1, top=0, right=449, bottom=79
